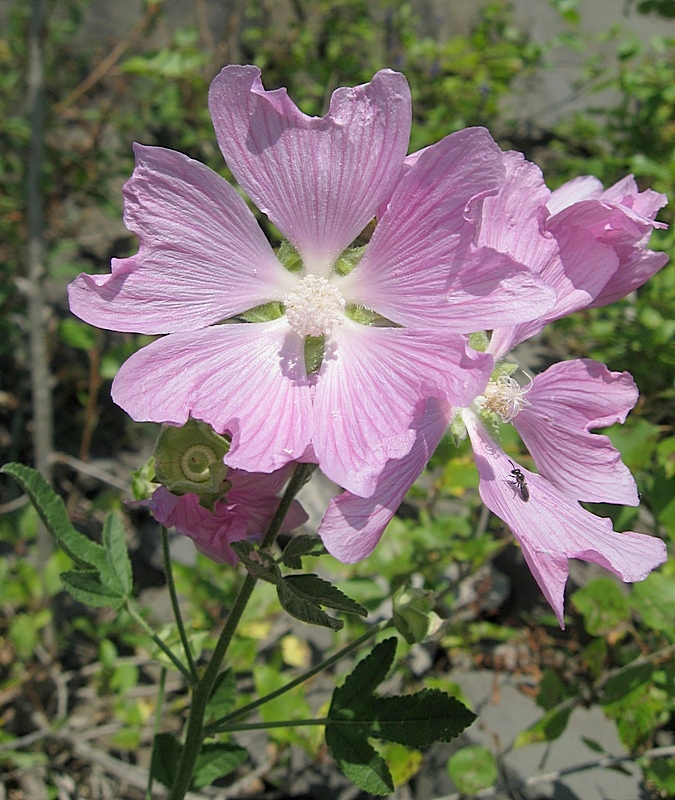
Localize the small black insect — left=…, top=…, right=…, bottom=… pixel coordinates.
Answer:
left=508, top=460, right=530, bottom=502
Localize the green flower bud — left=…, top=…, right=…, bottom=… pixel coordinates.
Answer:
left=392, top=584, right=443, bottom=644
left=153, top=419, right=231, bottom=510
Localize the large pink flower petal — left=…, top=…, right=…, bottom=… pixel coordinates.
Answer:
left=111, top=320, right=312, bottom=473
left=68, top=145, right=292, bottom=334
left=512, top=360, right=639, bottom=505
left=342, top=130, right=553, bottom=328
left=319, top=397, right=451, bottom=562
left=208, top=66, right=411, bottom=273
left=313, top=321, right=491, bottom=496
left=464, top=413, right=667, bottom=627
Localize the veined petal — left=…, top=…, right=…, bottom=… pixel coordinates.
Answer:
left=313, top=321, right=491, bottom=496
left=68, top=145, right=292, bottom=334
left=208, top=66, right=411, bottom=274
left=343, top=128, right=538, bottom=327
left=546, top=175, right=604, bottom=215
left=464, top=412, right=666, bottom=627
left=112, top=319, right=312, bottom=473
left=487, top=227, right=619, bottom=358
left=319, top=397, right=452, bottom=562
left=512, top=360, right=639, bottom=504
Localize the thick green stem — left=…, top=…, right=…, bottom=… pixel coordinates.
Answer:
left=167, top=463, right=313, bottom=800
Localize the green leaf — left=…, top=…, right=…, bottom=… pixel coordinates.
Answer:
left=277, top=578, right=344, bottom=631
left=206, top=669, right=237, bottom=722
left=326, top=638, right=476, bottom=795
left=193, top=742, right=248, bottom=790
left=102, top=513, right=133, bottom=596
left=630, top=572, right=675, bottom=633
left=283, top=574, right=367, bottom=617
left=150, top=732, right=181, bottom=788
left=514, top=706, right=573, bottom=747
left=58, top=318, right=98, bottom=350
left=60, top=570, right=126, bottom=609
left=1, top=463, right=107, bottom=571
left=230, top=541, right=280, bottom=584
left=571, top=577, right=630, bottom=635
left=281, top=535, right=327, bottom=568
left=447, top=745, right=497, bottom=795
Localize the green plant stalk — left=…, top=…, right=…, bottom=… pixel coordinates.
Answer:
left=146, top=666, right=167, bottom=800
left=206, top=619, right=392, bottom=734
left=125, top=601, right=194, bottom=683
left=161, top=526, right=198, bottom=681
left=167, top=463, right=314, bottom=800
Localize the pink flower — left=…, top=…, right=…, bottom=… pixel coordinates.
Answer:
left=136, top=467, right=308, bottom=565
left=481, top=153, right=668, bottom=356
left=318, top=149, right=667, bottom=622
left=320, top=361, right=667, bottom=626
left=68, top=66, right=555, bottom=499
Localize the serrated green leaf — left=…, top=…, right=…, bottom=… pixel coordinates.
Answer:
left=193, top=742, right=248, bottom=790
left=277, top=579, right=344, bottom=630
left=281, top=535, right=327, bottom=568
left=60, top=570, right=126, bottom=609
left=102, top=513, right=133, bottom=596
left=283, top=574, right=367, bottom=616
left=325, top=725, right=393, bottom=796
left=230, top=541, right=280, bottom=584
left=151, top=732, right=181, bottom=788
left=1, top=463, right=107, bottom=571
left=326, top=638, right=475, bottom=795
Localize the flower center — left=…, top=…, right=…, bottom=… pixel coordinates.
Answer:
left=481, top=373, right=532, bottom=422
left=180, top=444, right=219, bottom=482
left=283, top=275, right=346, bottom=337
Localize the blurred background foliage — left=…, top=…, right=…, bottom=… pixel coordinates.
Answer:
left=0, top=0, right=673, bottom=797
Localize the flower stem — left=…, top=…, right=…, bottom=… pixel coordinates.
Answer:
left=166, top=463, right=313, bottom=800
left=206, top=619, right=392, bottom=734
left=125, top=601, right=194, bottom=683
left=161, top=525, right=198, bottom=681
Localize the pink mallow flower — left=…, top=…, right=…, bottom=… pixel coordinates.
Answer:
left=68, top=66, right=555, bottom=499
left=318, top=154, right=667, bottom=624
left=320, top=362, right=667, bottom=627
left=136, top=467, right=308, bottom=565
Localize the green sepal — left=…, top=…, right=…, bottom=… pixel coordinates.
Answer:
left=304, top=334, right=325, bottom=374
left=468, top=330, right=490, bottom=352
left=345, top=304, right=393, bottom=326
left=334, top=244, right=367, bottom=276
left=154, top=419, right=230, bottom=510
left=130, top=456, right=156, bottom=501
left=277, top=239, right=303, bottom=272
left=237, top=301, right=284, bottom=322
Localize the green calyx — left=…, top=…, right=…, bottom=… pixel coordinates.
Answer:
left=154, top=419, right=231, bottom=510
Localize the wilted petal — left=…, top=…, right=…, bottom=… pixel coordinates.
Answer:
left=209, top=65, right=411, bottom=273
left=464, top=413, right=667, bottom=627
left=313, top=321, right=491, bottom=496
left=68, top=145, right=292, bottom=334
left=513, top=360, right=639, bottom=504
left=112, top=319, right=312, bottom=473
left=319, top=398, right=451, bottom=562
